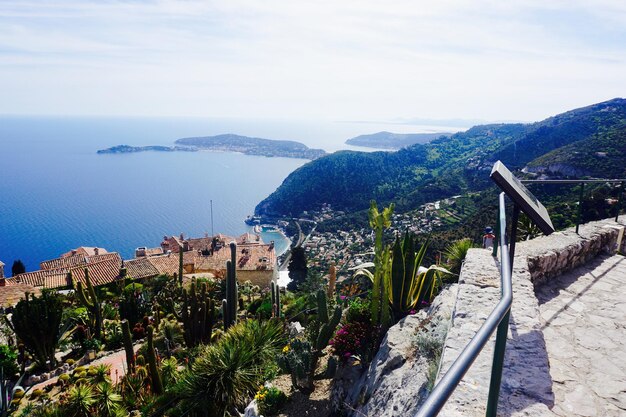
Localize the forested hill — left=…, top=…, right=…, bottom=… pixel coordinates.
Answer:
left=345, top=131, right=452, bottom=149
left=255, top=98, right=626, bottom=217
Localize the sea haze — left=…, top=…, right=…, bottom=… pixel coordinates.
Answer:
left=0, top=116, right=459, bottom=273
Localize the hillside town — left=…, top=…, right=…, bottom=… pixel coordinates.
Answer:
left=0, top=232, right=278, bottom=306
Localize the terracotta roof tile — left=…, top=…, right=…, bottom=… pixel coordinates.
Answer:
left=88, top=253, right=121, bottom=265
left=70, top=258, right=122, bottom=287
left=0, top=284, right=42, bottom=307
left=125, top=258, right=159, bottom=280
left=40, top=255, right=87, bottom=271
left=8, top=269, right=71, bottom=289
left=61, top=247, right=108, bottom=258
left=146, top=254, right=180, bottom=276
left=193, top=243, right=276, bottom=272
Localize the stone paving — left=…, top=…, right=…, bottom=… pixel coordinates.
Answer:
left=31, top=344, right=140, bottom=391
left=536, top=254, right=626, bottom=417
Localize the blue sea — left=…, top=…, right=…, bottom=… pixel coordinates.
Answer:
left=0, top=116, right=457, bottom=274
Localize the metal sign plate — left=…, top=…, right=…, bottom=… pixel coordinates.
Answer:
left=490, top=161, right=555, bottom=235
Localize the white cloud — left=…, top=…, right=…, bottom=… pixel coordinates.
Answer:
left=0, top=0, right=624, bottom=121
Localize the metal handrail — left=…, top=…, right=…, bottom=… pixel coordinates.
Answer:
left=521, top=179, right=625, bottom=231
left=414, top=192, right=513, bottom=417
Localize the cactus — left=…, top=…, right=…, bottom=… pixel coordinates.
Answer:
left=327, top=262, right=336, bottom=299
left=223, top=242, right=238, bottom=330
left=277, top=339, right=313, bottom=392
left=325, top=356, right=338, bottom=378
left=313, top=290, right=341, bottom=351
left=280, top=289, right=342, bottom=393
left=181, top=280, right=215, bottom=347
left=275, top=283, right=281, bottom=318
left=76, top=268, right=103, bottom=339
left=121, top=320, right=135, bottom=373
left=368, top=201, right=394, bottom=331
left=146, top=325, right=163, bottom=395
left=271, top=281, right=281, bottom=318
left=178, top=245, right=184, bottom=286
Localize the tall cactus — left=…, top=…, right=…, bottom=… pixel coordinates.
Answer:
left=223, top=242, right=238, bottom=330
left=76, top=268, right=103, bottom=339
left=275, top=283, right=281, bottom=318
left=178, top=245, right=184, bottom=286
left=313, top=289, right=341, bottom=351
left=368, top=200, right=394, bottom=331
left=181, top=280, right=215, bottom=347
left=146, top=325, right=163, bottom=395
left=279, top=289, right=341, bottom=393
left=121, top=319, right=135, bottom=373
left=271, top=281, right=281, bottom=318
left=327, top=262, right=336, bottom=299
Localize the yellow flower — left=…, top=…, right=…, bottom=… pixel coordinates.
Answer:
left=282, top=344, right=290, bottom=353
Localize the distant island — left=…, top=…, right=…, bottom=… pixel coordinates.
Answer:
left=175, top=134, right=326, bottom=159
left=346, top=131, right=452, bottom=149
left=97, top=145, right=197, bottom=154
left=98, top=134, right=327, bottom=160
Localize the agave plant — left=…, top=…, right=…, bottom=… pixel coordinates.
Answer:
left=517, top=213, right=542, bottom=241
left=64, top=384, right=95, bottom=417
left=172, top=319, right=285, bottom=417
left=443, top=238, right=475, bottom=275
left=93, top=382, right=125, bottom=417
left=356, top=232, right=449, bottom=323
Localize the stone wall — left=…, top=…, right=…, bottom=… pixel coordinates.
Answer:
left=520, top=216, right=625, bottom=286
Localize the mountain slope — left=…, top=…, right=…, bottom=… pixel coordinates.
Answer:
left=255, top=98, right=626, bottom=217
left=345, top=131, right=452, bottom=149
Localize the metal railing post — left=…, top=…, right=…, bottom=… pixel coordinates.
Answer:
left=485, top=204, right=517, bottom=416
left=485, top=310, right=511, bottom=417
left=492, top=216, right=499, bottom=257
left=576, top=182, right=585, bottom=234
left=616, top=182, right=624, bottom=222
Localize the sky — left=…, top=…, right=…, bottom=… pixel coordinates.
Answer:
left=1, top=0, right=625, bottom=122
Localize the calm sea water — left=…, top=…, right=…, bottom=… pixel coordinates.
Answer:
left=0, top=116, right=457, bottom=273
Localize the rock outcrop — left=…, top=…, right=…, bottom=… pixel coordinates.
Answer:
left=332, top=284, right=457, bottom=417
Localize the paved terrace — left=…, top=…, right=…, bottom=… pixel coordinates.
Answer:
left=437, top=215, right=626, bottom=417
left=537, top=254, right=626, bottom=416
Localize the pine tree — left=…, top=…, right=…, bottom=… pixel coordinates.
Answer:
left=287, top=247, right=308, bottom=291
left=11, top=260, right=25, bottom=276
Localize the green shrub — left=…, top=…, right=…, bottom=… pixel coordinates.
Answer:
left=0, top=344, right=19, bottom=379
left=256, top=299, right=273, bottom=319
left=12, top=388, right=25, bottom=399
left=172, top=319, right=286, bottom=417
left=66, top=359, right=76, bottom=366
left=12, top=291, right=63, bottom=369
left=346, top=297, right=371, bottom=324
left=255, top=386, right=287, bottom=416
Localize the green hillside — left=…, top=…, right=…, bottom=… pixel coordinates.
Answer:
left=255, top=98, right=626, bottom=218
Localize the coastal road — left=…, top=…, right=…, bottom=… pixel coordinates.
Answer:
left=278, top=220, right=316, bottom=271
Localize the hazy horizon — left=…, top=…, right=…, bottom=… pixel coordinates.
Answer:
left=1, top=1, right=625, bottom=122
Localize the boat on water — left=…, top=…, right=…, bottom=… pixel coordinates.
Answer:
left=253, top=225, right=262, bottom=233
left=261, top=224, right=280, bottom=233
left=245, top=215, right=261, bottom=225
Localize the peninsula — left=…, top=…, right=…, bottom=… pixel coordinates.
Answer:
left=98, top=134, right=327, bottom=160
left=175, top=134, right=327, bottom=159
left=346, top=131, right=452, bottom=149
